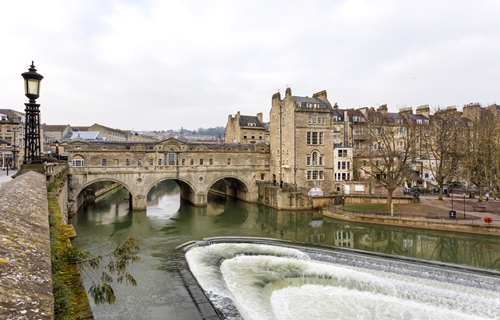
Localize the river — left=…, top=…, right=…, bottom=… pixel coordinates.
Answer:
left=71, top=180, right=500, bottom=319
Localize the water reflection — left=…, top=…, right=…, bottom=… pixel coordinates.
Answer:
left=72, top=180, right=500, bottom=320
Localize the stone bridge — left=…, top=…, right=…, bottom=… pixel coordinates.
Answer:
left=66, top=138, right=270, bottom=211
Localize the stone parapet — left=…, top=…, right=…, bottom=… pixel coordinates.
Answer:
left=0, top=171, right=53, bottom=319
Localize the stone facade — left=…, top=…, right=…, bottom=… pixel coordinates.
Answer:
left=67, top=138, right=270, bottom=211
left=0, top=171, right=53, bottom=319
left=269, top=88, right=353, bottom=195
left=224, top=111, right=269, bottom=144
left=0, top=109, right=25, bottom=170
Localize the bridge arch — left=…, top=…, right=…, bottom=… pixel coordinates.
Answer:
left=70, top=177, right=136, bottom=213
left=146, top=177, right=199, bottom=206
left=206, top=175, right=252, bottom=203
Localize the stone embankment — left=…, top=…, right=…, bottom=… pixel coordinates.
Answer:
left=0, top=171, right=53, bottom=319
left=322, top=196, right=500, bottom=236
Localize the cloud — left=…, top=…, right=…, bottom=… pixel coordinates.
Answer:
left=0, top=0, right=499, bottom=130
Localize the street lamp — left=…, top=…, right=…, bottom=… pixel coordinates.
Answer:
left=55, top=140, right=59, bottom=161
left=21, top=61, right=44, bottom=164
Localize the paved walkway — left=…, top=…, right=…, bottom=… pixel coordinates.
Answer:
left=0, top=169, right=17, bottom=187
left=419, top=194, right=500, bottom=226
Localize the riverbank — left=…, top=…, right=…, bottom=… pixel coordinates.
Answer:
left=323, top=194, right=500, bottom=236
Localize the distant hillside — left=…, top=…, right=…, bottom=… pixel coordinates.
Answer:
left=139, top=126, right=225, bottom=141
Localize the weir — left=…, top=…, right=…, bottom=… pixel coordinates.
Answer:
left=179, top=237, right=500, bottom=320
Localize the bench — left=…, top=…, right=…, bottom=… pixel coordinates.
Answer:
left=473, top=206, right=487, bottom=212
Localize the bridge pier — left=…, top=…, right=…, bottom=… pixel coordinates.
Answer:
left=130, top=193, right=147, bottom=211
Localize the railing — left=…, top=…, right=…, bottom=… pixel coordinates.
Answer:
left=44, top=162, right=68, bottom=184
left=326, top=205, right=483, bottom=224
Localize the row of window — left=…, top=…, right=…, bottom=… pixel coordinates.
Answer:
left=306, top=132, right=324, bottom=145
left=306, top=151, right=324, bottom=166
left=306, top=170, right=324, bottom=180
left=307, top=116, right=326, bottom=125
left=337, top=161, right=350, bottom=170
left=243, top=133, right=263, bottom=140
left=73, top=158, right=268, bottom=167
left=335, top=172, right=351, bottom=181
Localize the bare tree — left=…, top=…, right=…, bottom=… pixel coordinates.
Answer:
left=460, top=107, right=500, bottom=200
left=423, top=111, right=463, bottom=200
left=363, top=111, right=417, bottom=205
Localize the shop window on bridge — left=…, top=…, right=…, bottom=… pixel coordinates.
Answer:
left=200, top=159, right=204, bottom=166
left=228, top=158, right=231, bottom=165
left=138, top=159, right=142, bottom=167
left=181, top=159, right=185, bottom=165
left=168, top=149, right=176, bottom=165
left=190, top=159, right=194, bottom=166
left=209, top=158, right=213, bottom=165
left=158, top=159, right=162, bottom=166
left=126, top=159, right=130, bottom=167
left=261, top=173, right=265, bottom=180
left=72, top=156, right=84, bottom=167
left=102, top=159, right=107, bottom=167
left=149, top=158, right=154, bottom=166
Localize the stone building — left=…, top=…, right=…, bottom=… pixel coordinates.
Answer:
left=0, top=109, right=25, bottom=169
left=88, top=123, right=127, bottom=141
left=269, top=88, right=352, bottom=194
left=224, top=111, right=269, bottom=144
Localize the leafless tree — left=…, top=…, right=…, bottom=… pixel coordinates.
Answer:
left=422, top=110, right=463, bottom=200
left=363, top=111, right=417, bottom=205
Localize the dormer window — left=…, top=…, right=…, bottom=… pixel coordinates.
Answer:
left=306, top=103, right=320, bottom=108
left=248, top=123, right=256, bottom=127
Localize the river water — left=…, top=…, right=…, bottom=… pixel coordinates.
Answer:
left=71, top=181, right=500, bottom=319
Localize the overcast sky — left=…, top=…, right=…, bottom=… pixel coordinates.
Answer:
left=1, top=1, right=499, bottom=131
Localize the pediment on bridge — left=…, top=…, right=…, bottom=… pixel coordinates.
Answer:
left=157, top=137, right=186, bottom=152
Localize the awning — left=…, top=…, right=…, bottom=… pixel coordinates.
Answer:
left=308, top=188, right=323, bottom=197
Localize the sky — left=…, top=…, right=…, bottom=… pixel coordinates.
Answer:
left=1, top=0, right=499, bottom=131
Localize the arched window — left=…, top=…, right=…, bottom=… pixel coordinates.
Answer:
left=312, top=151, right=318, bottom=165
left=72, top=155, right=84, bottom=167
left=168, top=148, right=176, bottom=166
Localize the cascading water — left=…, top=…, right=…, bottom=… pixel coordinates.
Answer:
left=184, top=238, right=500, bottom=320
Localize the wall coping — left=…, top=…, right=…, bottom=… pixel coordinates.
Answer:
left=0, top=171, right=54, bottom=319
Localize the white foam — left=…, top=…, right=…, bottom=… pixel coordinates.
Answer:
left=186, top=243, right=500, bottom=320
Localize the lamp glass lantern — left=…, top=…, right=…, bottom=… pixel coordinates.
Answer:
left=21, top=61, right=44, bottom=101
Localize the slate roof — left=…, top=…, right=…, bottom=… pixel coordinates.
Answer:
left=0, top=109, right=24, bottom=122
left=347, top=109, right=366, bottom=121
left=239, top=115, right=264, bottom=128
left=41, top=124, right=69, bottom=132
left=407, top=113, right=430, bottom=123
left=332, top=109, right=343, bottom=120
left=67, top=131, right=104, bottom=140
left=293, top=96, right=329, bottom=109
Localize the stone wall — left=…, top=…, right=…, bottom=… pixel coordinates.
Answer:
left=0, top=171, right=54, bottom=319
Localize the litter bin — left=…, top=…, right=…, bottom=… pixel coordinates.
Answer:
left=449, top=210, right=456, bottom=219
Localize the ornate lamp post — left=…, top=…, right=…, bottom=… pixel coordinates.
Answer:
left=55, top=140, right=59, bottom=161
left=21, top=61, right=44, bottom=164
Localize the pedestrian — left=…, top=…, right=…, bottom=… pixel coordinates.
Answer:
left=486, top=193, right=489, bottom=201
